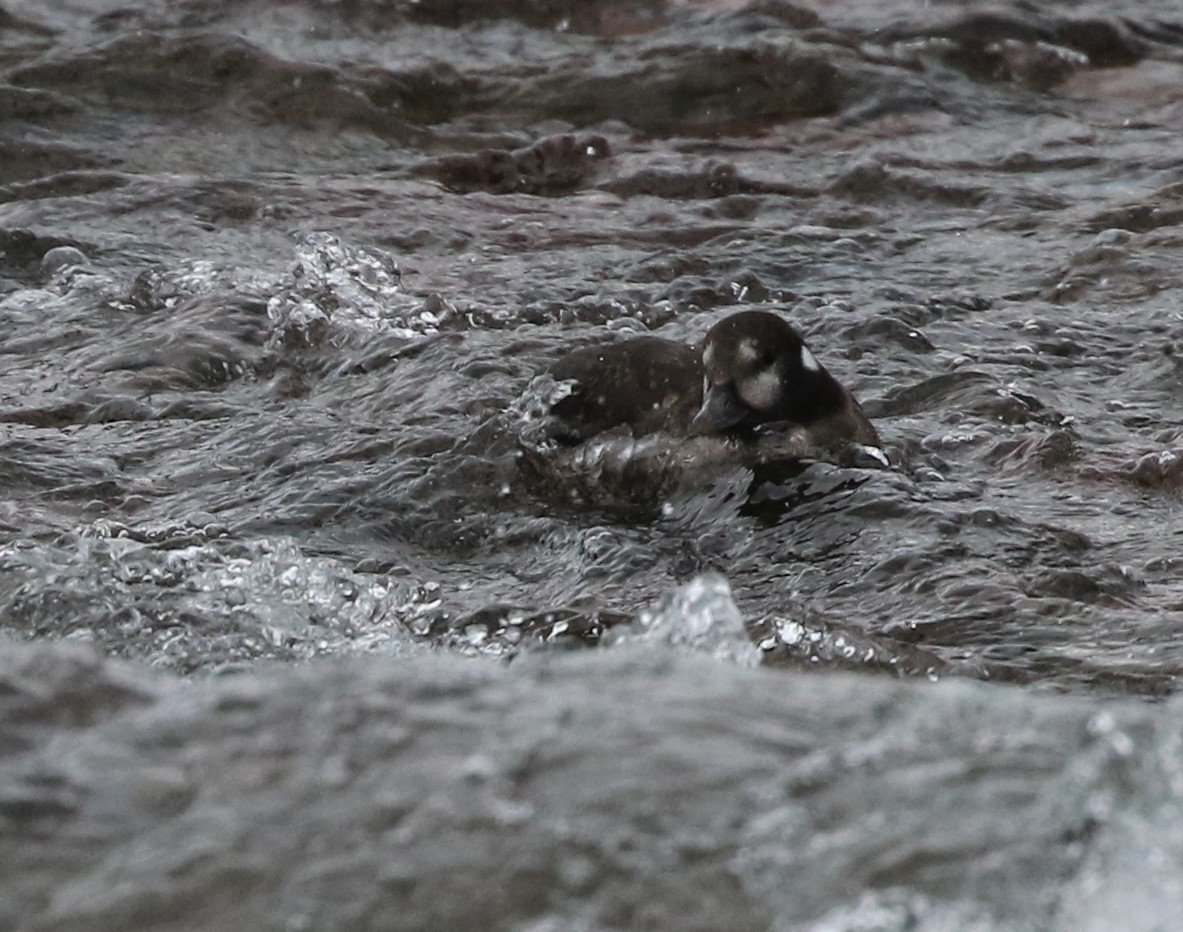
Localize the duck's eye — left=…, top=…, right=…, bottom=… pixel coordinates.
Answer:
left=759, top=349, right=777, bottom=367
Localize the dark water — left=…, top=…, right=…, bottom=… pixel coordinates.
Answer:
left=3, top=0, right=1183, bottom=927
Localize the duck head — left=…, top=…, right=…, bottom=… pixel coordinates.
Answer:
left=690, top=311, right=847, bottom=435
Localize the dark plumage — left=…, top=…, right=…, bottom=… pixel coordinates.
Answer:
left=546, top=336, right=702, bottom=442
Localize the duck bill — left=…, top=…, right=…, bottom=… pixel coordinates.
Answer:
left=690, top=383, right=748, bottom=435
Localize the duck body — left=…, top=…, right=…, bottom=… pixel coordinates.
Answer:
left=546, top=336, right=702, bottom=443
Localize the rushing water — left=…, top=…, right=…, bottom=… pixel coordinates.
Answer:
left=2, top=0, right=1183, bottom=928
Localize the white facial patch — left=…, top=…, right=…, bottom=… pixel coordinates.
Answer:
left=702, top=343, right=716, bottom=371
left=800, top=345, right=821, bottom=372
left=736, top=338, right=759, bottom=364
left=738, top=368, right=782, bottom=412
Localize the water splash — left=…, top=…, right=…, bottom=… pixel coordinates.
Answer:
left=508, top=373, right=575, bottom=451
left=266, top=231, right=427, bottom=346
left=618, top=573, right=761, bottom=667
left=0, top=524, right=425, bottom=671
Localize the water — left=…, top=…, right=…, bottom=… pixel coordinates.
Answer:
left=2, top=0, right=1183, bottom=927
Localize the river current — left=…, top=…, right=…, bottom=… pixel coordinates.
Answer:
left=2, top=1, right=1183, bottom=929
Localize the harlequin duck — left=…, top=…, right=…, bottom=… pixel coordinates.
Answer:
left=542, top=310, right=879, bottom=449
left=517, top=310, right=881, bottom=509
